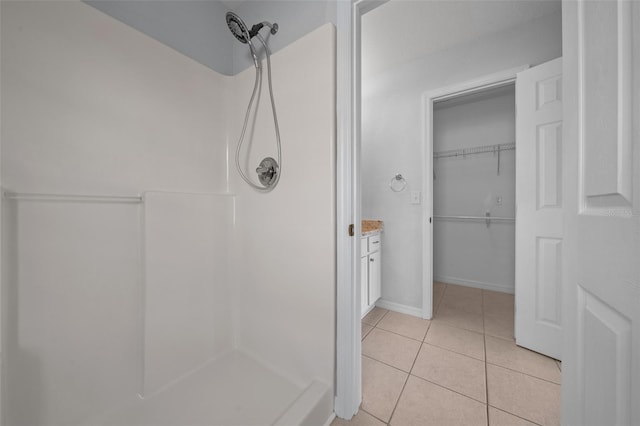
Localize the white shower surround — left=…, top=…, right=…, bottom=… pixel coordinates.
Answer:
left=0, top=2, right=336, bottom=425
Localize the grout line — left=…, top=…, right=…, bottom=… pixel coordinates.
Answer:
left=430, top=319, right=485, bottom=337
left=372, top=324, right=429, bottom=343
left=386, top=339, right=424, bottom=424
left=484, top=331, right=517, bottom=342
left=362, top=307, right=390, bottom=327
left=421, top=341, right=485, bottom=362
left=488, top=405, right=544, bottom=426
left=362, top=354, right=413, bottom=375
left=359, top=407, right=389, bottom=425
left=485, top=362, right=562, bottom=386
left=482, top=290, right=490, bottom=426
left=422, top=321, right=432, bottom=342
left=407, top=372, right=489, bottom=406
left=431, top=310, right=485, bottom=334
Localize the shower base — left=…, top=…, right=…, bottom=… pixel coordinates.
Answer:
left=101, top=350, right=331, bottom=426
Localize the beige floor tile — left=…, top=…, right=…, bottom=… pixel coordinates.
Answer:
left=424, top=322, right=485, bottom=360
left=485, top=335, right=561, bottom=384
left=440, top=286, right=483, bottom=314
left=445, top=284, right=483, bottom=298
left=376, top=311, right=431, bottom=341
left=362, top=356, right=408, bottom=423
left=363, top=307, right=388, bottom=326
left=487, top=364, right=560, bottom=426
left=483, top=290, right=515, bottom=315
left=412, top=344, right=486, bottom=402
left=484, top=310, right=514, bottom=341
left=433, top=282, right=447, bottom=311
left=363, top=328, right=421, bottom=372
left=390, top=375, right=487, bottom=426
left=488, top=407, right=537, bottom=426
left=433, top=304, right=484, bottom=333
left=362, top=323, right=374, bottom=340
left=331, top=408, right=386, bottom=426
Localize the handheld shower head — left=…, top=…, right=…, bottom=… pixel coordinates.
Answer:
left=226, top=11, right=250, bottom=44
left=226, top=12, right=279, bottom=43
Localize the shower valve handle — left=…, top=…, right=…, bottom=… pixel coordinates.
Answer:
left=256, top=165, right=273, bottom=176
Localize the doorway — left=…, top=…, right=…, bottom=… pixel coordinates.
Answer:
left=421, top=69, right=523, bottom=319
left=431, top=82, right=517, bottom=313
left=336, top=0, right=563, bottom=420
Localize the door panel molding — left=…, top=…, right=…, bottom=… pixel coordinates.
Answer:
left=578, top=0, right=634, bottom=213
left=577, top=285, right=632, bottom=426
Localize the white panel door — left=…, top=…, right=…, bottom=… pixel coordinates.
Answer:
left=515, top=57, right=564, bottom=360
left=562, top=1, right=639, bottom=424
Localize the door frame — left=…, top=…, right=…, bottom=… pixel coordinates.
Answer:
left=334, top=0, right=387, bottom=419
left=420, top=65, right=528, bottom=319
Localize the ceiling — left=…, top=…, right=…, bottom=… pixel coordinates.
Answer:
left=219, top=0, right=248, bottom=11
left=362, top=0, right=561, bottom=78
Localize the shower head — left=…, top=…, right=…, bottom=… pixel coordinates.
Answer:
left=225, top=12, right=279, bottom=44
left=226, top=11, right=251, bottom=44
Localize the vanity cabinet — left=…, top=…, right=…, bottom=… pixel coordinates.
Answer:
left=361, top=232, right=382, bottom=317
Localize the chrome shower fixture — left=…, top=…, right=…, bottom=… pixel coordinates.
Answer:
left=226, top=12, right=282, bottom=192
left=225, top=12, right=278, bottom=44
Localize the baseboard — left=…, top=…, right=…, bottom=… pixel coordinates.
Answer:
left=434, top=275, right=514, bottom=294
left=375, top=299, right=423, bottom=318
left=323, top=413, right=336, bottom=426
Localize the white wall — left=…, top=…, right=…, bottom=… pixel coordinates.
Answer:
left=361, top=12, right=562, bottom=310
left=1, top=2, right=230, bottom=424
left=86, top=0, right=235, bottom=75
left=433, top=87, right=516, bottom=292
left=230, top=24, right=336, bottom=392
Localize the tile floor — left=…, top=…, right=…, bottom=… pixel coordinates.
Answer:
left=333, top=282, right=561, bottom=426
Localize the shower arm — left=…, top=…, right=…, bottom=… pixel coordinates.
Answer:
left=250, top=21, right=278, bottom=39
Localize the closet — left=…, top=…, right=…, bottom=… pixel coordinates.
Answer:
left=432, top=84, right=516, bottom=294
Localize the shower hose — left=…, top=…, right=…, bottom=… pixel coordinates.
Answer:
left=234, top=34, right=282, bottom=192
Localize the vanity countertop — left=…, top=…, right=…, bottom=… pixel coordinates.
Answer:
left=362, top=220, right=383, bottom=236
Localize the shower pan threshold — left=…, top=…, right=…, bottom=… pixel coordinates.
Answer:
left=101, top=350, right=331, bottom=426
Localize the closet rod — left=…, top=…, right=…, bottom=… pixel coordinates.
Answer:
left=434, top=215, right=515, bottom=222
left=433, top=142, right=515, bottom=159
left=2, top=190, right=143, bottom=203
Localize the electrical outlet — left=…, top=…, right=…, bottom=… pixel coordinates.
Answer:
left=411, top=191, right=421, bottom=205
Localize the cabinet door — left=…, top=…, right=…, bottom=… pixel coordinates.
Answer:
left=360, top=255, right=368, bottom=315
left=368, top=251, right=381, bottom=305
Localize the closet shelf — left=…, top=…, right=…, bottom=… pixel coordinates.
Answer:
left=434, top=213, right=515, bottom=228
left=433, top=142, right=515, bottom=159
left=434, top=215, right=515, bottom=222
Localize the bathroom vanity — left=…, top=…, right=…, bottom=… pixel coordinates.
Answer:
left=361, top=220, right=383, bottom=317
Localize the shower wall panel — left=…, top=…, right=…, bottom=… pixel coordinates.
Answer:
left=0, top=1, right=229, bottom=196
left=3, top=202, right=141, bottom=426
left=230, top=23, right=336, bottom=401
left=143, top=192, right=233, bottom=396
left=1, top=2, right=231, bottom=424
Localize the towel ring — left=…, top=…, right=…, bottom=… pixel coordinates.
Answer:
left=389, top=174, right=407, bottom=192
